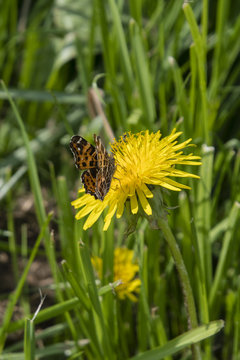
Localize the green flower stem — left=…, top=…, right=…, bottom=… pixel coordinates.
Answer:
left=157, top=217, right=201, bottom=359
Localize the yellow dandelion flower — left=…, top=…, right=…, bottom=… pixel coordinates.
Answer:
left=72, top=128, right=201, bottom=230
left=92, top=248, right=141, bottom=302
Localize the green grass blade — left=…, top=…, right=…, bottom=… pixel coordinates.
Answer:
left=189, top=44, right=197, bottom=134
left=1, top=80, right=46, bottom=225
left=79, top=244, right=113, bottom=359
left=0, top=88, right=86, bottom=104
left=0, top=213, right=52, bottom=351
left=129, top=19, right=156, bottom=125
left=0, top=354, right=25, bottom=360
left=209, top=0, right=228, bottom=98
left=55, top=176, right=75, bottom=261
left=0, top=166, right=27, bottom=200
left=129, top=0, right=142, bottom=26
left=168, top=56, right=189, bottom=134
left=108, top=0, right=134, bottom=94
left=196, top=145, right=214, bottom=291
left=24, top=319, right=35, bottom=360
left=0, top=115, right=82, bottom=172
left=7, top=297, right=80, bottom=333
left=6, top=169, right=19, bottom=284
left=183, top=3, right=209, bottom=143
left=201, top=0, right=208, bottom=52
left=61, top=260, right=90, bottom=310
left=233, top=281, right=240, bottom=358
left=209, top=201, right=240, bottom=311
left=130, top=320, right=224, bottom=360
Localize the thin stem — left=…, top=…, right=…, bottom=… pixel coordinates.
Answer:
left=157, top=217, right=201, bottom=360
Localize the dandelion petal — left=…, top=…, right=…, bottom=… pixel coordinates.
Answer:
left=130, top=194, right=138, bottom=214
left=137, top=188, right=152, bottom=215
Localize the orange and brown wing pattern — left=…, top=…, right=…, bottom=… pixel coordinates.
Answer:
left=81, top=168, right=98, bottom=199
left=95, top=159, right=115, bottom=200
left=70, top=134, right=115, bottom=201
left=70, top=135, right=97, bottom=169
left=94, top=134, right=109, bottom=168
left=94, top=134, right=116, bottom=200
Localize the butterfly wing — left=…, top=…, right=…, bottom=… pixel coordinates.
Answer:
left=70, top=135, right=97, bottom=169
left=94, top=134, right=109, bottom=168
left=95, top=158, right=115, bottom=200
left=94, top=135, right=115, bottom=200
left=70, top=134, right=115, bottom=201
left=81, top=168, right=98, bottom=199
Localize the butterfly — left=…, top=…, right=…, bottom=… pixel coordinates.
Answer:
left=70, top=134, right=116, bottom=201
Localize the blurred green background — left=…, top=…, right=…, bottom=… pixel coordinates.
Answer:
left=0, top=0, right=240, bottom=359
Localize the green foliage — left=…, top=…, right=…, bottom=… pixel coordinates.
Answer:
left=0, top=0, right=240, bottom=359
